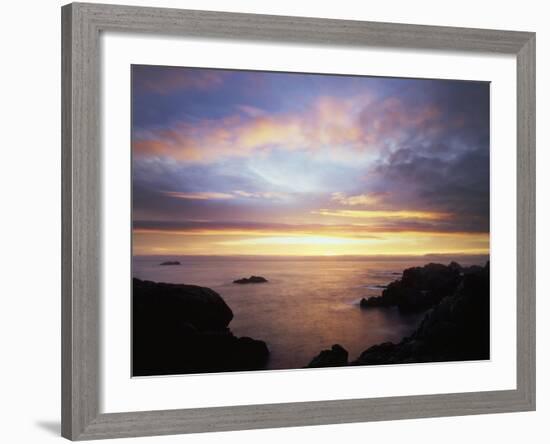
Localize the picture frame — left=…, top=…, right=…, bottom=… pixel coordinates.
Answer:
left=61, top=2, right=536, bottom=440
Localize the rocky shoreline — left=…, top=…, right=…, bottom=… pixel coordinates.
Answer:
left=132, top=278, right=269, bottom=376
left=133, top=260, right=489, bottom=375
left=308, top=261, right=490, bottom=368
left=359, top=261, right=485, bottom=312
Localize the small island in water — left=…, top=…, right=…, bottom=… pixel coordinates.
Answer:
left=233, top=275, right=268, bottom=284
left=159, top=260, right=181, bottom=266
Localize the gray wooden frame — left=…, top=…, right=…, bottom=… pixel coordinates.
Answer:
left=61, top=2, right=536, bottom=440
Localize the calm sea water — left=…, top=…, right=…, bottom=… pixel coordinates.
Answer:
left=132, top=255, right=487, bottom=370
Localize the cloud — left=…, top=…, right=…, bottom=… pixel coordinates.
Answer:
left=132, top=69, right=489, bottom=169
left=233, top=190, right=288, bottom=200
left=131, top=88, right=465, bottom=167
left=131, top=93, right=387, bottom=164
left=160, top=190, right=289, bottom=202
left=162, top=191, right=235, bottom=200
left=363, top=146, right=490, bottom=233
left=133, top=65, right=225, bottom=95
left=313, top=209, right=452, bottom=221
left=131, top=70, right=490, bottom=247
left=133, top=217, right=480, bottom=236
left=330, top=191, right=390, bottom=207
left=133, top=219, right=380, bottom=237
left=217, top=236, right=378, bottom=246
left=359, top=96, right=442, bottom=146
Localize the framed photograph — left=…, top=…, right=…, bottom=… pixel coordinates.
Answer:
left=61, top=2, right=535, bottom=440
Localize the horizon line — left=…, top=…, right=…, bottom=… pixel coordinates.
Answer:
left=133, top=252, right=490, bottom=258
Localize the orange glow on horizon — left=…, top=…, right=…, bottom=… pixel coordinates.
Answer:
left=312, top=209, right=452, bottom=221
left=132, top=228, right=489, bottom=257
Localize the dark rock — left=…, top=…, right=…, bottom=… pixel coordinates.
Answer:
left=133, top=278, right=233, bottom=331
left=360, top=261, right=476, bottom=312
left=448, top=261, right=462, bottom=273
left=355, top=342, right=398, bottom=365
left=307, top=344, right=348, bottom=368
left=234, top=337, right=270, bottom=369
left=159, top=261, right=181, bottom=266
left=132, top=278, right=269, bottom=376
left=354, top=262, right=490, bottom=366
left=233, top=275, right=268, bottom=284
left=360, top=295, right=392, bottom=308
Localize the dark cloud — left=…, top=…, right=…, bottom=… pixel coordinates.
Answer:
left=368, top=145, right=489, bottom=233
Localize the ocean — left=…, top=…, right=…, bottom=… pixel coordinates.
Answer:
left=132, top=254, right=487, bottom=370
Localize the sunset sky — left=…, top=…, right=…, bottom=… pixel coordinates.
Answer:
left=132, top=66, right=490, bottom=256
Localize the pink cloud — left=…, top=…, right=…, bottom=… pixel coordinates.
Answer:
left=132, top=94, right=442, bottom=163
left=162, top=190, right=289, bottom=201
left=360, top=97, right=442, bottom=145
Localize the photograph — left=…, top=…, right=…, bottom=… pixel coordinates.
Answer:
left=131, top=65, right=490, bottom=377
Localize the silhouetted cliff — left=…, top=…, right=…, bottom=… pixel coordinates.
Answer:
left=133, top=278, right=269, bottom=376
left=360, top=261, right=484, bottom=312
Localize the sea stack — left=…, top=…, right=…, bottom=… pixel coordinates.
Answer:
left=233, top=276, right=268, bottom=284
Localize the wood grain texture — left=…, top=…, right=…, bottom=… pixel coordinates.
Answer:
left=61, top=4, right=73, bottom=438
left=76, top=389, right=532, bottom=440
left=76, top=2, right=532, bottom=53
left=516, top=34, right=536, bottom=409
left=62, top=3, right=101, bottom=440
left=61, top=2, right=536, bottom=440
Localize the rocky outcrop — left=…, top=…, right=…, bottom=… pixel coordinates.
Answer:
left=233, top=276, right=268, bottom=284
left=307, top=344, right=348, bottom=368
left=159, top=261, right=181, bottom=265
left=133, top=278, right=269, bottom=376
left=360, top=261, right=480, bottom=312
left=309, top=262, right=490, bottom=368
left=356, top=262, right=490, bottom=365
